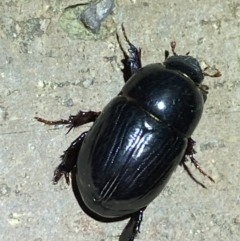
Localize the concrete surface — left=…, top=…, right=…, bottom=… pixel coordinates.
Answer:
left=1, top=0, right=240, bottom=241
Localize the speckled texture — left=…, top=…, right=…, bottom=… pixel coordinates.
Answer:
left=0, top=0, right=239, bottom=241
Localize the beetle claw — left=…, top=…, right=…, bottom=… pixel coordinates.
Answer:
left=53, top=169, right=70, bottom=185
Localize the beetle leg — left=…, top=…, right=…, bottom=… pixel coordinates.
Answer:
left=181, top=161, right=207, bottom=189
left=36, top=111, right=100, bottom=184
left=116, top=25, right=142, bottom=81
left=121, top=24, right=142, bottom=75
left=119, top=208, right=145, bottom=241
left=53, top=131, right=88, bottom=185
left=180, top=138, right=215, bottom=188
left=35, top=110, right=101, bottom=134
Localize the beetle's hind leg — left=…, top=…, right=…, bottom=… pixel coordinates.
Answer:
left=117, top=24, right=142, bottom=81
left=119, top=208, right=145, bottom=241
left=122, top=24, right=142, bottom=74
left=180, top=138, right=215, bottom=188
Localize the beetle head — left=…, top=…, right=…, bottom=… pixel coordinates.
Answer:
left=164, top=54, right=204, bottom=84
left=164, top=41, right=221, bottom=85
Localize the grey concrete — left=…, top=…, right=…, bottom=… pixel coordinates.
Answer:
left=1, top=0, right=239, bottom=240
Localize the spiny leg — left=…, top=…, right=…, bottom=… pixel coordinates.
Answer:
left=180, top=138, right=215, bottom=188
left=54, top=131, right=88, bottom=184
left=35, top=110, right=101, bottom=184
left=119, top=208, right=146, bottom=241
left=120, top=24, right=142, bottom=76
left=35, top=110, right=101, bottom=134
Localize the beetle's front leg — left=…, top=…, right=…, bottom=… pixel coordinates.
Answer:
left=119, top=208, right=145, bottom=241
left=35, top=110, right=101, bottom=134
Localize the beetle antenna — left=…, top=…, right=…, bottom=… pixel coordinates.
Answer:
left=203, top=66, right=221, bottom=78
left=170, top=41, right=177, bottom=55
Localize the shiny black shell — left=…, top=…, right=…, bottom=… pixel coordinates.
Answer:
left=76, top=63, right=205, bottom=218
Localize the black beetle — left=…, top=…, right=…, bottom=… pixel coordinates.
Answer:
left=35, top=25, right=221, bottom=241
